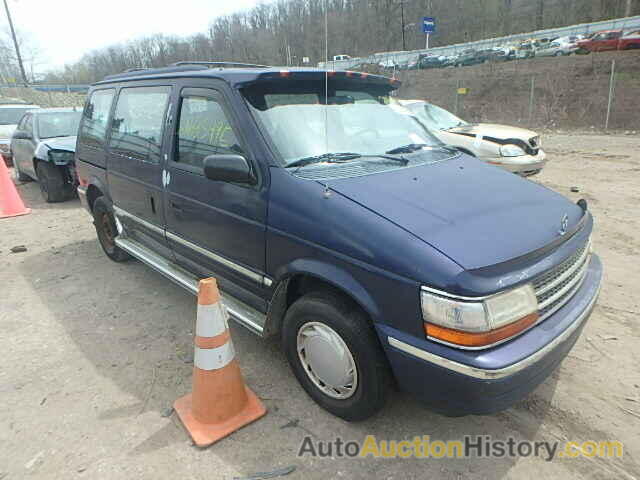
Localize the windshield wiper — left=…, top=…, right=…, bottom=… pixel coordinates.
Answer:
left=387, top=143, right=461, bottom=156
left=385, top=143, right=431, bottom=154
left=287, top=152, right=407, bottom=169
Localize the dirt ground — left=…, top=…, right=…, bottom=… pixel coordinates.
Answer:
left=1, top=133, right=639, bottom=480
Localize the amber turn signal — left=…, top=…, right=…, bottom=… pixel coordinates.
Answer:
left=425, top=312, right=539, bottom=348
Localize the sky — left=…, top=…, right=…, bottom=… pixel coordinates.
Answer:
left=1, top=0, right=263, bottom=74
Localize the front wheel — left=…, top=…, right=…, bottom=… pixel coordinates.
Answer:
left=36, top=161, right=66, bottom=202
left=92, top=196, right=131, bottom=262
left=282, top=291, right=392, bottom=421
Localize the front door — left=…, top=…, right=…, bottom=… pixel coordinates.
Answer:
left=106, top=84, right=172, bottom=257
left=13, top=113, right=37, bottom=178
left=164, top=82, right=268, bottom=311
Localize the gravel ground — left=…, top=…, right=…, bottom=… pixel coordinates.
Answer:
left=1, top=133, right=639, bottom=480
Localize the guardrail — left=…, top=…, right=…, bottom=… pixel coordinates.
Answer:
left=319, top=14, right=640, bottom=69
left=0, top=84, right=90, bottom=93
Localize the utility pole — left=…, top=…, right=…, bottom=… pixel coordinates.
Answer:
left=400, top=0, right=406, bottom=51
left=3, top=0, right=27, bottom=85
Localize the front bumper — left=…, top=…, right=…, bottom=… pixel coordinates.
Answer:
left=484, top=149, right=547, bottom=176
left=378, top=254, right=602, bottom=416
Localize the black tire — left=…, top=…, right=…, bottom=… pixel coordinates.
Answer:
left=92, top=196, right=131, bottom=262
left=13, top=158, right=31, bottom=182
left=282, top=291, right=392, bottom=421
left=36, top=161, right=66, bottom=202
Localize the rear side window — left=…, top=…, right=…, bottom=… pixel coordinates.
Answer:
left=176, top=95, right=242, bottom=168
left=109, top=86, right=170, bottom=164
left=79, top=89, right=114, bottom=148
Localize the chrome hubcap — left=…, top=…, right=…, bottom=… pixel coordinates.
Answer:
left=297, top=322, right=358, bottom=399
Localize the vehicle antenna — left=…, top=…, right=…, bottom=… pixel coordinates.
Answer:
left=324, top=0, right=329, bottom=156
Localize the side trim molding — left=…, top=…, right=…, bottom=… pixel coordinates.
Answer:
left=113, top=205, right=269, bottom=287
left=165, top=230, right=263, bottom=284
left=113, top=205, right=164, bottom=236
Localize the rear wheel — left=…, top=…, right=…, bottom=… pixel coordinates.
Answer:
left=282, top=291, right=392, bottom=421
left=92, top=196, right=131, bottom=262
left=36, top=161, right=66, bottom=202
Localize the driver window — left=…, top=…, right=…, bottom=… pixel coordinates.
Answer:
left=176, top=95, right=243, bottom=169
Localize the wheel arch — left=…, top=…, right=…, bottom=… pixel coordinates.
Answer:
left=263, top=259, right=381, bottom=338
left=85, top=177, right=110, bottom=212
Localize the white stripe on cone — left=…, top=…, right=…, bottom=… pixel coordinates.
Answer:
left=196, top=303, right=229, bottom=338
left=194, top=342, right=236, bottom=371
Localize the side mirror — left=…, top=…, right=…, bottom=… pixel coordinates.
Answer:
left=203, top=154, right=253, bottom=184
left=12, top=131, right=31, bottom=140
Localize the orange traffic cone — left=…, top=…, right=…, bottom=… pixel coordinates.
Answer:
left=0, top=155, right=30, bottom=219
left=174, top=278, right=266, bottom=447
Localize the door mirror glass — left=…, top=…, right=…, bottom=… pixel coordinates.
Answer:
left=203, top=154, right=253, bottom=183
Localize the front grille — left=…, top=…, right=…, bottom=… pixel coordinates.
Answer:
left=533, top=239, right=590, bottom=320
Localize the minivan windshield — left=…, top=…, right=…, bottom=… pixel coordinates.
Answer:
left=242, top=81, right=442, bottom=166
left=406, top=101, right=470, bottom=131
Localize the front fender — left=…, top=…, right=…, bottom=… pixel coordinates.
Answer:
left=34, top=142, right=52, bottom=162
left=276, top=258, right=381, bottom=320
left=263, top=258, right=384, bottom=338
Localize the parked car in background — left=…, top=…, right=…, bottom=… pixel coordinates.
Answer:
left=577, top=29, right=626, bottom=52
left=418, top=53, right=449, bottom=69
left=619, top=29, right=640, bottom=50
left=515, top=40, right=536, bottom=59
left=11, top=107, right=82, bottom=202
left=333, top=54, right=351, bottom=61
left=555, top=35, right=584, bottom=44
left=0, top=101, right=40, bottom=166
left=455, top=49, right=485, bottom=67
left=488, top=46, right=516, bottom=61
left=400, top=99, right=546, bottom=176
left=536, top=39, right=581, bottom=57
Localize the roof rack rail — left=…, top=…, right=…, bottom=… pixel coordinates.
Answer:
left=171, top=61, right=270, bottom=69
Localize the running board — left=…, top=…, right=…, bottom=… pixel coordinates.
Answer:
left=115, top=237, right=266, bottom=336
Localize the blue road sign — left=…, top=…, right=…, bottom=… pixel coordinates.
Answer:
left=422, top=17, right=436, bottom=34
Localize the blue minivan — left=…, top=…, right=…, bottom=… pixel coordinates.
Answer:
left=75, top=63, right=602, bottom=421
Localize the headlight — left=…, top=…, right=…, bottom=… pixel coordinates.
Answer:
left=500, top=144, right=526, bottom=157
left=421, top=284, right=538, bottom=348
left=48, top=150, right=74, bottom=164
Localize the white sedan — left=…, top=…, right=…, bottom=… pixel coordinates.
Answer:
left=400, top=100, right=546, bottom=176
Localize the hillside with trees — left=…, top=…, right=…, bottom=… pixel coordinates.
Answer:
left=42, top=0, right=639, bottom=83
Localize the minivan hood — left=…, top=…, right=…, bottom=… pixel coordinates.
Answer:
left=328, top=155, right=584, bottom=270
left=448, top=123, right=537, bottom=142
